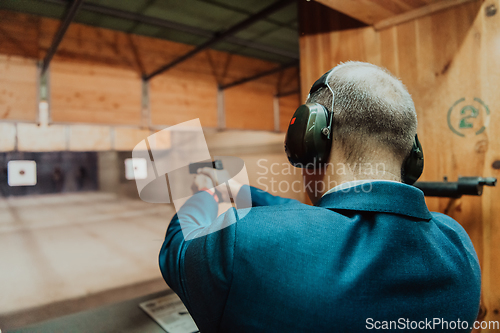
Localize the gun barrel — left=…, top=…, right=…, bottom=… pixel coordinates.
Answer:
left=481, top=177, right=497, bottom=186
left=414, top=177, right=497, bottom=198
left=413, top=182, right=461, bottom=198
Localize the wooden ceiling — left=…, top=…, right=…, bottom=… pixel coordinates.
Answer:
left=315, top=0, right=477, bottom=29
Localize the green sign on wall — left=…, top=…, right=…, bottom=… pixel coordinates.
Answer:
left=447, top=98, right=490, bottom=137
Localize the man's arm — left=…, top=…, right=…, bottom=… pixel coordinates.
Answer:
left=160, top=174, right=300, bottom=297
left=158, top=191, right=219, bottom=308
left=159, top=190, right=237, bottom=332
left=197, top=167, right=301, bottom=208
left=159, top=170, right=300, bottom=330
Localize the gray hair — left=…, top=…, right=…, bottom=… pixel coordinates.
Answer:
left=306, top=61, right=417, bottom=164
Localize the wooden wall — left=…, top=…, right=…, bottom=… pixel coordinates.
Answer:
left=279, top=93, right=302, bottom=132
left=0, top=55, right=38, bottom=122
left=300, top=0, right=500, bottom=327
left=0, top=9, right=299, bottom=130
left=50, top=62, right=142, bottom=125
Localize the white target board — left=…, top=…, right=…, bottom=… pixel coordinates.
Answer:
left=125, top=158, right=148, bottom=180
left=8, top=160, right=37, bottom=186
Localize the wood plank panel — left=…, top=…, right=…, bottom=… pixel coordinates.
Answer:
left=396, top=20, right=418, bottom=88
left=0, top=10, right=39, bottom=59
left=379, top=27, right=399, bottom=75
left=0, top=10, right=299, bottom=131
left=279, top=94, right=301, bottom=132
left=277, top=67, right=300, bottom=98
left=315, top=0, right=407, bottom=24
left=315, top=0, right=467, bottom=25
left=147, top=48, right=296, bottom=128
left=478, top=0, right=500, bottom=323
left=298, top=0, right=367, bottom=35
left=149, top=68, right=218, bottom=128
left=374, top=0, right=478, bottom=30
left=215, top=53, right=286, bottom=88
left=126, top=33, right=205, bottom=76
left=225, top=82, right=275, bottom=131
left=0, top=55, right=37, bottom=122
left=50, top=61, right=142, bottom=125
left=301, top=0, right=499, bottom=327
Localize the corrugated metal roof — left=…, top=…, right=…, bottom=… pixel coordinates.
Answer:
left=0, top=0, right=299, bottom=64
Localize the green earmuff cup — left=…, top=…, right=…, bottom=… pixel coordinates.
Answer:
left=284, top=103, right=332, bottom=168
left=401, top=134, right=424, bottom=185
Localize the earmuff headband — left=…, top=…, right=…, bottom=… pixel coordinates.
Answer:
left=308, top=70, right=335, bottom=139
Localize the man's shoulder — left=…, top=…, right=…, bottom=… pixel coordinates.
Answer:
left=429, top=211, right=472, bottom=238
left=238, top=201, right=337, bottom=224
left=232, top=202, right=352, bottom=249
left=235, top=202, right=329, bottom=229
left=430, top=211, right=462, bottom=224
left=428, top=211, right=478, bottom=254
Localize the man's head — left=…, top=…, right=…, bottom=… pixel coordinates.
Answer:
left=303, top=61, right=418, bottom=202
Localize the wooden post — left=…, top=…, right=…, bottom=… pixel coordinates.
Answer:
left=273, top=95, right=280, bottom=132
left=217, top=89, right=225, bottom=130
left=37, top=62, right=51, bottom=126
left=141, top=79, right=151, bottom=129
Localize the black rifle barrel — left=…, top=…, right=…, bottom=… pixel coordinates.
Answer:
left=414, top=177, right=497, bottom=198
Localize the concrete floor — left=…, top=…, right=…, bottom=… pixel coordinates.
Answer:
left=8, top=290, right=174, bottom=333
left=0, top=192, right=174, bottom=325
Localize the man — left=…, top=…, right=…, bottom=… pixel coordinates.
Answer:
left=159, top=62, right=481, bottom=332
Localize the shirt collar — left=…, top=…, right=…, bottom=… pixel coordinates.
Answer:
left=322, top=179, right=400, bottom=197
left=316, top=181, right=432, bottom=220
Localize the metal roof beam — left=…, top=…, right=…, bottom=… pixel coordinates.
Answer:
left=40, top=0, right=217, bottom=36
left=196, top=0, right=297, bottom=31
left=40, top=0, right=298, bottom=61
left=41, top=0, right=84, bottom=74
left=219, top=60, right=298, bottom=90
left=224, top=37, right=298, bottom=60
left=144, top=0, right=296, bottom=81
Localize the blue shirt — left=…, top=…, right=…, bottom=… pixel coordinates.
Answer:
left=159, top=181, right=481, bottom=332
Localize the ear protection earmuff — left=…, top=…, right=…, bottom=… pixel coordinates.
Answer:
left=401, top=134, right=424, bottom=185
left=284, top=70, right=335, bottom=168
left=284, top=69, right=424, bottom=185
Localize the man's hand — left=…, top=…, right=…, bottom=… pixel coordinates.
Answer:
left=197, top=167, right=243, bottom=200
left=191, top=173, right=215, bottom=193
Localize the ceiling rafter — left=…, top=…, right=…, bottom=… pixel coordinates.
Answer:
left=38, top=0, right=298, bottom=62
left=144, top=0, right=296, bottom=80
left=220, top=60, right=298, bottom=90
left=195, top=0, right=297, bottom=31
left=41, top=0, right=84, bottom=74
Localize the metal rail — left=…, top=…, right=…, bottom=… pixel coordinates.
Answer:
left=220, top=61, right=298, bottom=90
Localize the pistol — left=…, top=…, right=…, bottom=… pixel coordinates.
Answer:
left=188, top=160, right=224, bottom=174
